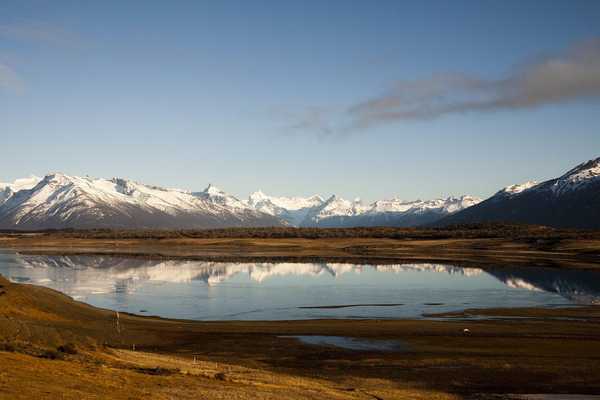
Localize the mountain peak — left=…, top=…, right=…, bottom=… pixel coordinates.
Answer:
left=439, top=156, right=600, bottom=229
left=498, top=181, right=539, bottom=196
left=40, top=172, right=82, bottom=187
left=203, top=183, right=225, bottom=196
left=248, top=190, right=268, bottom=202
left=545, top=157, right=600, bottom=194
left=561, top=157, right=600, bottom=181
left=43, top=172, right=68, bottom=180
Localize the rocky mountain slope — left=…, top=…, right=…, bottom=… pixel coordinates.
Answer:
left=439, top=157, right=600, bottom=229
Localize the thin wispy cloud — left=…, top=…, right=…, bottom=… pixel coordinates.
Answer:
left=0, top=63, right=23, bottom=94
left=0, top=21, right=84, bottom=95
left=0, top=21, right=84, bottom=48
left=291, top=38, right=600, bottom=135
left=286, top=106, right=336, bottom=137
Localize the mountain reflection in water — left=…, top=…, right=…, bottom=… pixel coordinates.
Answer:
left=0, top=253, right=598, bottom=320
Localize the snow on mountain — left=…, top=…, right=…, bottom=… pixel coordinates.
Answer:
left=440, top=196, right=482, bottom=213
left=304, top=195, right=368, bottom=225
left=496, top=181, right=539, bottom=197
left=247, top=190, right=324, bottom=212
left=0, top=173, right=481, bottom=229
left=493, top=158, right=600, bottom=199
left=0, top=173, right=282, bottom=230
left=293, top=194, right=480, bottom=227
left=0, top=175, right=41, bottom=192
left=193, top=184, right=249, bottom=210
left=245, top=191, right=324, bottom=226
left=438, top=157, right=600, bottom=229
left=365, top=196, right=480, bottom=215
left=481, top=158, right=600, bottom=202
left=0, top=187, right=11, bottom=207
left=0, top=175, right=41, bottom=206
left=548, top=157, right=600, bottom=194
left=247, top=190, right=480, bottom=227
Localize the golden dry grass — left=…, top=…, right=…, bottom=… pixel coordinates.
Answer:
left=1, top=274, right=600, bottom=399
left=1, top=235, right=600, bottom=268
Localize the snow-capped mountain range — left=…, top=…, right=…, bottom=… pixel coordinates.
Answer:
left=0, top=174, right=281, bottom=229
left=1, top=157, right=597, bottom=230
left=249, top=192, right=481, bottom=227
left=0, top=172, right=480, bottom=230
left=440, top=157, right=600, bottom=229
left=246, top=190, right=325, bottom=226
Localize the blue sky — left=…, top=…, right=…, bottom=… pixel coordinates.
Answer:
left=1, top=0, right=599, bottom=201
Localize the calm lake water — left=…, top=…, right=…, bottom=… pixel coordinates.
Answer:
left=1, top=251, right=599, bottom=320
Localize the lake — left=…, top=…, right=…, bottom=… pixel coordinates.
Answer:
left=1, top=251, right=598, bottom=320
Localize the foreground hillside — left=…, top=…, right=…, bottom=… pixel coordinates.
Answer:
left=2, top=274, right=600, bottom=399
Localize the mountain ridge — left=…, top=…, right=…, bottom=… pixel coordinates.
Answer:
left=245, top=190, right=480, bottom=227
left=2, top=157, right=597, bottom=230
left=0, top=172, right=480, bottom=229
left=439, top=157, right=600, bottom=229
left=0, top=173, right=282, bottom=230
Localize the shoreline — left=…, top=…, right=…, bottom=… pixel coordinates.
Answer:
left=2, top=234, right=600, bottom=269
left=2, top=231, right=600, bottom=398
left=2, top=268, right=600, bottom=398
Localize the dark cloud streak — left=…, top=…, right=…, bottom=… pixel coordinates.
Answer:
left=292, top=38, right=600, bottom=134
